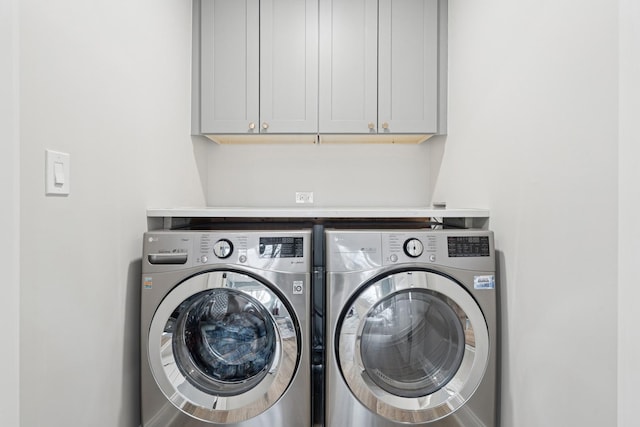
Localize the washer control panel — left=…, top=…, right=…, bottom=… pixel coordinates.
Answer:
left=143, top=230, right=311, bottom=273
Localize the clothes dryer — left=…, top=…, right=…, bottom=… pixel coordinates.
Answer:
left=325, top=229, right=497, bottom=427
left=141, top=230, right=311, bottom=427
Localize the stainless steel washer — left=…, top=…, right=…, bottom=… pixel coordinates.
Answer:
left=325, top=229, right=497, bottom=427
left=141, top=230, right=311, bottom=427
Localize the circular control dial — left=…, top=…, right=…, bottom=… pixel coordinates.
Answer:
left=404, top=238, right=424, bottom=258
left=212, top=239, right=233, bottom=259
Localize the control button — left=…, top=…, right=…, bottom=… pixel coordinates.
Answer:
left=404, top=238, right=424, bottom=258
left=239, top=255, right=247, bottom=263
left=212, top=239, right=233, bottom=259
left=429, top=254, right=437, bottom=262
left=390, top=254, right=398, bottom=263
left=201, top=256, right=208, bottom=263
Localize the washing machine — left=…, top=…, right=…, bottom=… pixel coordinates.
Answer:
left=325, top=229, right=497, bottom=427
left=141, top=230, right=311, bottom=427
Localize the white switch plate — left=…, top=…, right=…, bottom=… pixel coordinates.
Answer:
left=45, top=149, right=70, bottom=196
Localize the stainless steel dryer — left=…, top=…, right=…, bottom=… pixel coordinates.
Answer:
left=325, top=229, right=497, bottom=427
left=141, top=230, right=311, bottom=427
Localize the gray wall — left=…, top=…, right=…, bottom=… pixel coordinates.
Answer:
left=205, top=142, right=438, bottom=207
left=436, top=1, right=618, bottom=425
left=618, top=0, right=640, bottom=425
left=0, top=0, right=20, bottom=425
left=18, top=1, right=205, bottom=426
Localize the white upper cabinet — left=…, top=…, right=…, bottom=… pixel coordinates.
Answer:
left=199, top=0, right=259, bottom=134
left=194, top=0, right=446, bottom=141
left=319, top=0, right=445, bottom=136
left=318, top=0, right=378, bottom=134
left=378, top=0, right=440, bottom=134
left=196, top=0, right=317, bottom=136
left=260, top=0, right=318, bottom=134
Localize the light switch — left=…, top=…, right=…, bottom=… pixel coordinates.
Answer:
left=46, top=150, right=70, bottom=196
left=54, top=162, right=65, bottom=185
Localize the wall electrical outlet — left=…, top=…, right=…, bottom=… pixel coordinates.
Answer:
left=295, top=191, right=314, bottom=204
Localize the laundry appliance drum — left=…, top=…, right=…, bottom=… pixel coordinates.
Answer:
left=336, top=270, right=490, bottom=423
left=148, top=270, right=299, bottom=424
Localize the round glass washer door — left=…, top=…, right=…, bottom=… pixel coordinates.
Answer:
left=148, top=270, right=299, bottom=423
left=337, top=270, right=490, bottom=423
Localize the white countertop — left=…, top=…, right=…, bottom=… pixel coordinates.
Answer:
left=147, top=206, right=490, bottom=218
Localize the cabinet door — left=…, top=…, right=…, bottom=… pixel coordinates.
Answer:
left=378, top=0, right=440, bottom=134
left=200, top=0, right=259, bottom=134
left=319, top=0, right=378, bottom=134
left=260, top=0, right=318, bottom=134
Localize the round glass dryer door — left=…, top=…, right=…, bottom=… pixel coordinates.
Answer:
left=148, top=271, right=299, bottom=423
left=337, top=270, right=490, bottom=423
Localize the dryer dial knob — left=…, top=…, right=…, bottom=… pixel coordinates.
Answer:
left=212, top=239, right=233, bottom=259
left=404, top=238, right=424, bottom=258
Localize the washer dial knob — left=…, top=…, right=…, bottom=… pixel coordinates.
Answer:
left=212, top=239, right=233, bottom=259
left=404, top=238, right=424, bottom=258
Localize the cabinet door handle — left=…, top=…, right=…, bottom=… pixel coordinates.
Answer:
left=262, top=122, right=269, bottom=130
left=382, top=122, right=389, bottom=130
left=248, top=122, right=256, bottom=130
left=368, top=122, right=375, bottom=130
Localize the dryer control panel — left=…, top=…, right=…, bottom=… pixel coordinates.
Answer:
left=325, top=229, right=494, bottom=273
left=382, top=230, right=494, bottom=272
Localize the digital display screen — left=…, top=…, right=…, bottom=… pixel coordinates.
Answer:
left=259, top=237, right=304, bottom=258
left=447, top=236, right=490, bottom=258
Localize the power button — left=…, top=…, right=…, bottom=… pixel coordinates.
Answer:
left=429, top=254, right=437, bottom=262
